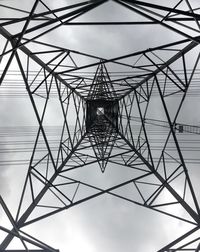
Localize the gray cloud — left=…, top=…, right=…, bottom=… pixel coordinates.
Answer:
left=0, top=0, right=200, bottom=251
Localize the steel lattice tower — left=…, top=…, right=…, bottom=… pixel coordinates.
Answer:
left=1, top=0, right=200, bottom=251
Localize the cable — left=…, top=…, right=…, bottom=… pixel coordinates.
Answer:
left=0, top=124, right=199, bottom=166
left=1, top=69, right=200, bottom=97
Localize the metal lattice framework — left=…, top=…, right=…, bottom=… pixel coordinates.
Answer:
left=1, top=0, right=200, bottom=251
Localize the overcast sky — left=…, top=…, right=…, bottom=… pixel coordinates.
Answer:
left=0, top=0, right=200, bottom=251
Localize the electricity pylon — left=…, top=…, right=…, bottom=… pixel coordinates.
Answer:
left=0, top=0, right=200, bottom=251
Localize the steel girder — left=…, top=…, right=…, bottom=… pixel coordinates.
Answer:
left=0, top=0, right=200, bottom=251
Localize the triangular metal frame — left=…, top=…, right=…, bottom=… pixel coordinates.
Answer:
left=0, top=1, right=200, bottom=251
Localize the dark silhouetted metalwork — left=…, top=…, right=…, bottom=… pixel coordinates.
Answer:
left=0, top=0, right=200, bottom=251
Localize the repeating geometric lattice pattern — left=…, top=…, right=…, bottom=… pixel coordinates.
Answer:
left=0, top=0, right=200, bottom=251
